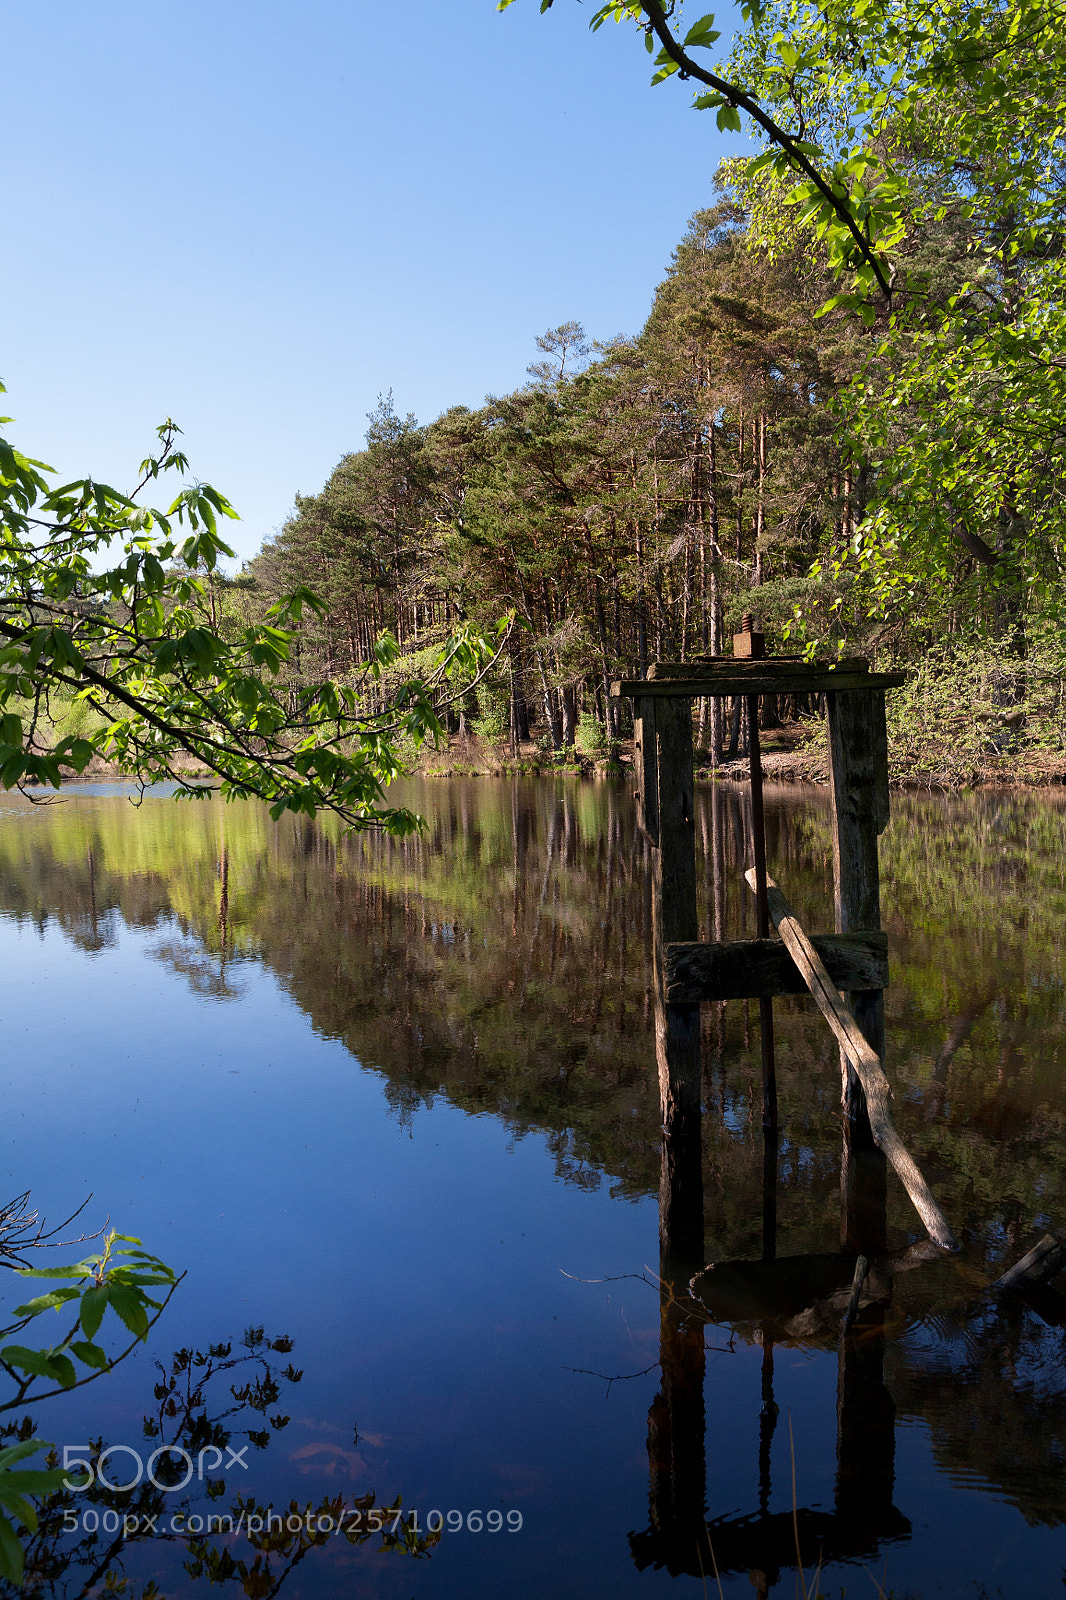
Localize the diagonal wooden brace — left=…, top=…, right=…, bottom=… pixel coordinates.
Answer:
left=743, top=869, right=957, bottom=1252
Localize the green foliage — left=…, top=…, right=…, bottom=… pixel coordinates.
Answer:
left=724, top=0, right=1066, bottom=642
left=493, top=0, right=1066, bottom=720
left=881, top=635, right=1066, bottom=785
left=574, top=712, right=606, bottom=754
left=501, top=0, right=899, bottom=299
left=0, top=1231, right=180, bottom=1583
left=0, top=393, right=499, bottom=830
left=472, top=686, right=510, bottom=744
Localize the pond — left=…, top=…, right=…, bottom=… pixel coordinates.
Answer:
left=1, top=775, right=1065, bottom=1598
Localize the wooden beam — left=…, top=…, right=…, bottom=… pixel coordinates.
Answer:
left=646, top=657, right=870, bottom=680
left=993, top=1234, right=1066, bottom=1290
left=743, top=869, right=958, bottom=1253
left=664, top=931, right=888, bottom=1003
left=611, top=671, right=905, bottom=700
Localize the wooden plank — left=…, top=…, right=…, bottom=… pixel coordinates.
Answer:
left=659, top=1129, right=704, bottom=1269
left=993, top=1234, right=1066, bottom=1290
left=664, top=931, right=888, bottom=1003
left=870, top=691, right=891, bottom=835
left=746, top=689, right=777, bottom=1130
left=611, top=671, right=906, bottom=699
left=655, top=699, right=697, bottom=946
left=743, top=869, right=958, bottom=1252
left=840, top=1110, right=886, bottom=1256
left=646, top=657, right=869, bottom=680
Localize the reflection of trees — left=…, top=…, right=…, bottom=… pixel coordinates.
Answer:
left=148, top=935, right=249, bottom=1002
left=5, top=779, right=1066, bottom=1245
left=6, top=780, right=1066, bottom=1541
left=888, top=1302, right=1066, bottom=1528
left=6, top=784, right=1066, bottom=1189
left=1, top=1326, right=436, bottom=1599
left=0, top=786, right=892, bottom=1230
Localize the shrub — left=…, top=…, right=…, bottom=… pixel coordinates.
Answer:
left=575, top=712, right=606, bottom=755
left=472, top=688, right=510, bottom=745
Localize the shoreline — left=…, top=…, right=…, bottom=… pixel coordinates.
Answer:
left=415, top=726, right=1066, bottom=792
left=34, top=726, right=1066, bottom=795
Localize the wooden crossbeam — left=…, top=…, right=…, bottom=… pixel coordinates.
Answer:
left=612, top=669, right=906, bottom=699
left=646, top=657, right=870, bottom=680
left=664, top=931, right=887, bottom=1003
left=744, top=869, right=957, bottom=1253
left=993, top=1234, right=1066, bottom=1291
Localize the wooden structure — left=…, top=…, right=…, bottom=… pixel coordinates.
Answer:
left=611, top=653, right=957, bottom=1253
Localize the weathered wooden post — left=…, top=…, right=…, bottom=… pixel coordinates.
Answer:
left=735, top=614, right=777, bottom=1132
left=633, top=694, right=701, bottom=1143
left=827, top=688, right=890, bottom=1253
left=634, top=1096, right=710, bottom=1581
left=634, top=690, right=704, bottom=1269
left=632, top=684, right=708, bottom=1569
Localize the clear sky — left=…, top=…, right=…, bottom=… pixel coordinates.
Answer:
left=1, top=0, right=744, bottom=565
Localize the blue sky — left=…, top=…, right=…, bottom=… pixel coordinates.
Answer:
left=1, top=0, right=744, bottom=564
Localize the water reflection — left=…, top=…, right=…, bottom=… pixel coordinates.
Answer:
left=634, top=1105, right=912, bottom=1586
left=2, top=1324, right=436, bottom=1600
left=2, top=778, right=1066, bottom=1591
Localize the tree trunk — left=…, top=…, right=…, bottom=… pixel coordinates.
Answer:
left=561, top=685, right=578, bottom=747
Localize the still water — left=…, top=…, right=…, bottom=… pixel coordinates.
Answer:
left=1, top=776, right=1064, bottom=1597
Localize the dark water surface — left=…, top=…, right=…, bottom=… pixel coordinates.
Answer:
left=1, top=776, right=1065, bottom=1597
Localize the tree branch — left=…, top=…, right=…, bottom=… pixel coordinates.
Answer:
left=640, top=0, right=894, bottom=300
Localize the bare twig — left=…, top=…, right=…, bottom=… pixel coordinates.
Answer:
left=0, top=1191, right=102, bottom=1269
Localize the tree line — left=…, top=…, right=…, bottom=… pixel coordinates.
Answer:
left=242, top=140, right=1066, bottom=764
left=242, top=181, right=867, bottom=752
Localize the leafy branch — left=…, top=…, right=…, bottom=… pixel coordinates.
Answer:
left=499, top=0, right=894, bottom=299
left=0, top=1230, right=183, bottom=1584
left=0, top=393, right=501, bottom=831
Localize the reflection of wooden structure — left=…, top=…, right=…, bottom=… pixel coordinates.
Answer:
left=631, top=1116, right=913, bottom=1586
left=611, top=654, right=955, bottom=1251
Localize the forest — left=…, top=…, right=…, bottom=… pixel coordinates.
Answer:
left=231, top=0, right=1066, bottom=785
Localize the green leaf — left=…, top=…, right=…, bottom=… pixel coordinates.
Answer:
left=0, top=1470, right=67, bottom=1497
left=0, top=1345, right=76, bottom=1386
left=12, top=1286, right=82, bottom=1317
left=1, top=1346, right=59, bottom=1379
left=0, top=1442, right=52, bottom=1473
left=0, top=1510, right=25, bottom=1585
left=105, top=1283, right=150, bottom=1340
left=16, top=1258, right=95, bottom=1281
left=683, top=13, right=721, bottom=48
left=78, top=1284, right=109, bottom=1340
left=71, top=1339, right=111, bottom=1371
